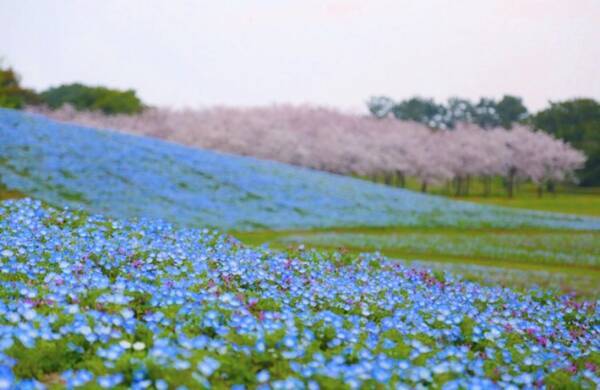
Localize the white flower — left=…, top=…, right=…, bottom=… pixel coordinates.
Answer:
left=132, top=341, right=146, bottom=351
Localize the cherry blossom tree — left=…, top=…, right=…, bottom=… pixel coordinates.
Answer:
left=27, top=104, right=585, bottom=197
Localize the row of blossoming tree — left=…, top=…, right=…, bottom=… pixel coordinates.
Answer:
left=29, top=104, right=585, bottom=197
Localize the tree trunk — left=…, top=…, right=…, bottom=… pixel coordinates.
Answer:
left=421, top=181, right=428, bottom=193
left=483, top=177, right=492, bottom=197
left=537, top=185, right=543, bottom=198
left=506, top=170, right=515, bottom=198
left=454, top=177, right=462, bottom=197
left=396, top=171, right=405, bottom=188
left=547, top=181, right=556, bottom=195
left=464, top=176, right=471, bottom=196
left=384, top=172, right=393, bottom=186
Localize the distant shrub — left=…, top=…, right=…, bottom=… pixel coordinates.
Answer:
left=0, top=65, right=40, bottom=109
left=367, top=94, right=529, bottom=130
left=40, top=83, right=144, bottom=115
left=530, top=98, right=600, bottom=186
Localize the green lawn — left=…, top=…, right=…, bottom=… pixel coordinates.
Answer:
left=362, top=175, right=600, bottom=217
left=0, top=185, right=24, bottom=201
left=465, top=192, right=600, bottom=217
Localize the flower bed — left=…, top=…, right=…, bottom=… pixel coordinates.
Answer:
left=0, top=199, right=598, bottom=388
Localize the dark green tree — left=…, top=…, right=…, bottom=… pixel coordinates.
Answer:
left=473, top=98, right=500, bottom=129
left=40, top=83, right=144, bottom=115
left=445, top=97, right=476, bottom=129
left=366, top=96, right=394, bottom=119
left=391, top=97, right=447, bottom=129
left=0, top=65, right=40, bottom=109
left=496, top=95, right=528, bottom=128
left=530, top=98, right=600, bottom=186
left=367, top=95, right=529, bottom=130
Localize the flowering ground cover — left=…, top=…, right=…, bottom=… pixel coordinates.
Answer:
left=277, top=231, right=600, bottom=267
left=0, top=199, right=599, bottom=389
left=236, top=227, right=600, bottom=298
left=1, top=108, right=600, bottom=231
left=393, top=258, right=600, bottom=301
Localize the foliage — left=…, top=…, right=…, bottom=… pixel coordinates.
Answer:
left=0, top=65, right=40, bottom=109
left=495, top=95, right=529, bottom=129
left=0, top=199, right=598, bottom=388
left=446, top=97, right=477, bottom=127
left=530, top=98, right=600, bottom=186
left=366, top=96, right=394, bottom=119
left=473, top=98, right=501, bottom=129
left=40, top=83, right=144, bottom=115
left=2, top=108, right=598, bottom=231
left=366, top=94, right=528, bottom=130
left=390, top=97, right=447, bottom=129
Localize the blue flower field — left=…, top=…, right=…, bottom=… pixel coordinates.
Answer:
left=1, top=108, right=599, bottom=231
left=0, top=199, right=598, bottom=389
left=0, top=108, right=599, bottom=388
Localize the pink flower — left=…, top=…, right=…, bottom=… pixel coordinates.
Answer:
left=585, top=362, right=597, bottom=372
left=537, top=336, right=548, bottom=347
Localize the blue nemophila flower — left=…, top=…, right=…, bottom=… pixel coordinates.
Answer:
left=61, top=370, right=94, bottom=387
left=97, top=373, right=124, bottom=388
left=0, top=199, right=597, bottom=388
left=155, top=379, right=169, bottom=390
left=197, top=356, right=221, bottom=377
left=97, top=344, right=125, bottom=361
left=256, top=369, right=270, bottom=383
left=2, top=108, right=600, bottom=231
left=131, top=379, right=153, bottom=390
left=0, top=365, right=14, bottom=390
left=373, top=366, right=392, bottom=383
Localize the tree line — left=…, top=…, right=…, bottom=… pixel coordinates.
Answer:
left=367, top=95, right=599, bottom=186
left=0, top=63, right=143, bottom=115
left=367, top=95, right=528, bottom=130
left=30, top=105, right=585, bottom=197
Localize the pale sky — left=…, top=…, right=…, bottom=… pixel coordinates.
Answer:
left=3, top=0, right=600, bottom=112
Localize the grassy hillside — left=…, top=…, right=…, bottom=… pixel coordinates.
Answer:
left=468, top=192, right=600, bottom=217
left=363, top=176, right=600, bottom=217
left=1, top=108, right=599, bottom=231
